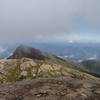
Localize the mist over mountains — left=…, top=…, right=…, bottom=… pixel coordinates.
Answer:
left=1, top=42, right=100, bottom=61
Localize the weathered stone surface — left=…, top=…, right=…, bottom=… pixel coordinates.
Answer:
left=0, top=58, right=99, bottom=99
left=0, top=58, right=99, bottom=83
left=0, top=77, right=99, bottom=100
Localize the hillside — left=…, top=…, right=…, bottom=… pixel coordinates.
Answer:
left=0, top=58, right=99, bottom=83
left=0, top=58, right=99, bottom=99
left=0, top=45, right=99, bottom=99
left=81, top=60, right=100, bottom=76
left=7, top=45, right=65, bottom=61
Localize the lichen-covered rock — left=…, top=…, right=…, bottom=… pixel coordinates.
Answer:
left=0, top=58, right=99, bottom=83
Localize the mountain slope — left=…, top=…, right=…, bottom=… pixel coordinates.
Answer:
left=7, top=45, right=66, bottom=61
left=7, top=45, right=87, bottom=71
left=0, top=58, right=99, bottom=99
left=7, top=45, right=100, bottom=77
left=0, top=58, right=99, bottom=83
left=0, top=45, right=99, bottom=99
left=8, top=45, right=52, bottom=60
left=0, top=77, right=100, bottom=100
left=81, top=60, right=100, bottom=76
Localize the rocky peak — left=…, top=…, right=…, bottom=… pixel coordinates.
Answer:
left=8, top=45, right=49, bottom=60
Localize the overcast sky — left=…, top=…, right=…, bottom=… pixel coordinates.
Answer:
left=0, top=0, right=100, bottom=43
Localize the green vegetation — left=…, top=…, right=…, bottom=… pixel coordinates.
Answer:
left=81, top=60, right=100, bottom=75
left=6, top=62, right=21, bottom=82
left=7, top=68, right=20, bottom=82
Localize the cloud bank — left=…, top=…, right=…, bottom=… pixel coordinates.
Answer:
left=0, top=0, right=100, bottom=43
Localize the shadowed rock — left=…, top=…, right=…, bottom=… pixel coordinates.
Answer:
left=0, top=77, right=99, bottom=100
left=8, top=45, right=52, bottom=60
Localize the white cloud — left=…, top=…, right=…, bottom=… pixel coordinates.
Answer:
left=0, top=0, right=100, bottom=43
left=0, top=47, right=6, bottom=54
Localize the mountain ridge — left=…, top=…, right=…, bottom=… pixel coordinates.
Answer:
left=0, top=45, right=99, bottom=99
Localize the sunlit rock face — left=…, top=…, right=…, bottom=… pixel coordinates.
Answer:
left=0, top=58, right=99, bottom=83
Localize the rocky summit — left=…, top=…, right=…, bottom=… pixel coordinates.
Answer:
left=0, top=58, right=99, bottom=83
left=0, top=58, right=99, bottom=100
left=0, top=45, right=99, bottom=100
left=7, top=45, right=62, bottom=61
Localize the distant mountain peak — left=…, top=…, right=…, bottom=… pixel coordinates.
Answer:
left=7, top=45, right=49, bottom=60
